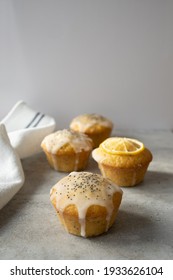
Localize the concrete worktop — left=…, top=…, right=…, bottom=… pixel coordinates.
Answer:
left=0, top=130, right=173, bottom=260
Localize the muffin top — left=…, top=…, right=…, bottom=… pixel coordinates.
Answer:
left=41, top=129, right=93, bottom=154
left=92, top=137, right=153, bottom=168
left=50, top=171, right=122, bottom=237
left=70, top=114, right=113, bottom=133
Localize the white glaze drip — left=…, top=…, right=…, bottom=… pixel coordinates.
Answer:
left=74, top=153, right=80, bottom=171
left=70, top=114, right=113, bottom=132
left=41, top=129, right=93, bottom=154
left=50, top=172, right=122, bottom=237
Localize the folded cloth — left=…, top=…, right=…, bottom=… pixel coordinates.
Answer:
left=0, top=124, right=25, bottom=210
left=1, top=100, right=56, bottom=159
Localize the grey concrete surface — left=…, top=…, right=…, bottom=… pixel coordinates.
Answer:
left=0, top=130, right=173, bottom=260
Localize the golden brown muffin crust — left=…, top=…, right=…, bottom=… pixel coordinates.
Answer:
left=70, top=114, right=113, bottom=134
left=41, top=129, right=93, bottom=155
left=92, top=147, right=152, bottom=168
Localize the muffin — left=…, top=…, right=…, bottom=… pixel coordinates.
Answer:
left=41, top=129, right=93, bottom=172
left=50, top=171, right=123, bottom=237
left=70, top=113, right=113, bottom=148
left=92, top=137, right=153, bottom=187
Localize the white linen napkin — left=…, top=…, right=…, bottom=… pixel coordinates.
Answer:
left=0, top=124, right=25, bottom=210
left=1, top=100, right=56, bottom=159
left=0, top=100, right=56, bottom=209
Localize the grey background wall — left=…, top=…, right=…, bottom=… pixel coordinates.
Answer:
left=0, top=0, right=173, bottom=130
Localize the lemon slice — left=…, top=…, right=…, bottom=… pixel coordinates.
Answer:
left=100, top=137, right=144, bottom=155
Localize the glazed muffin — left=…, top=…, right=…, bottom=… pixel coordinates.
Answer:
left=50, top=171, right=123, bottom=237
left=92, top=137, right=153, bottom=187
left=41, top=129, right=93, bottom=172
left=70, top=113, right=113, bottom=148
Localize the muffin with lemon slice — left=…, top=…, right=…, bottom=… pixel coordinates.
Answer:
left=92, top=137, right=152, bottom=187
left=70, top=113, right=113, bottom=148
